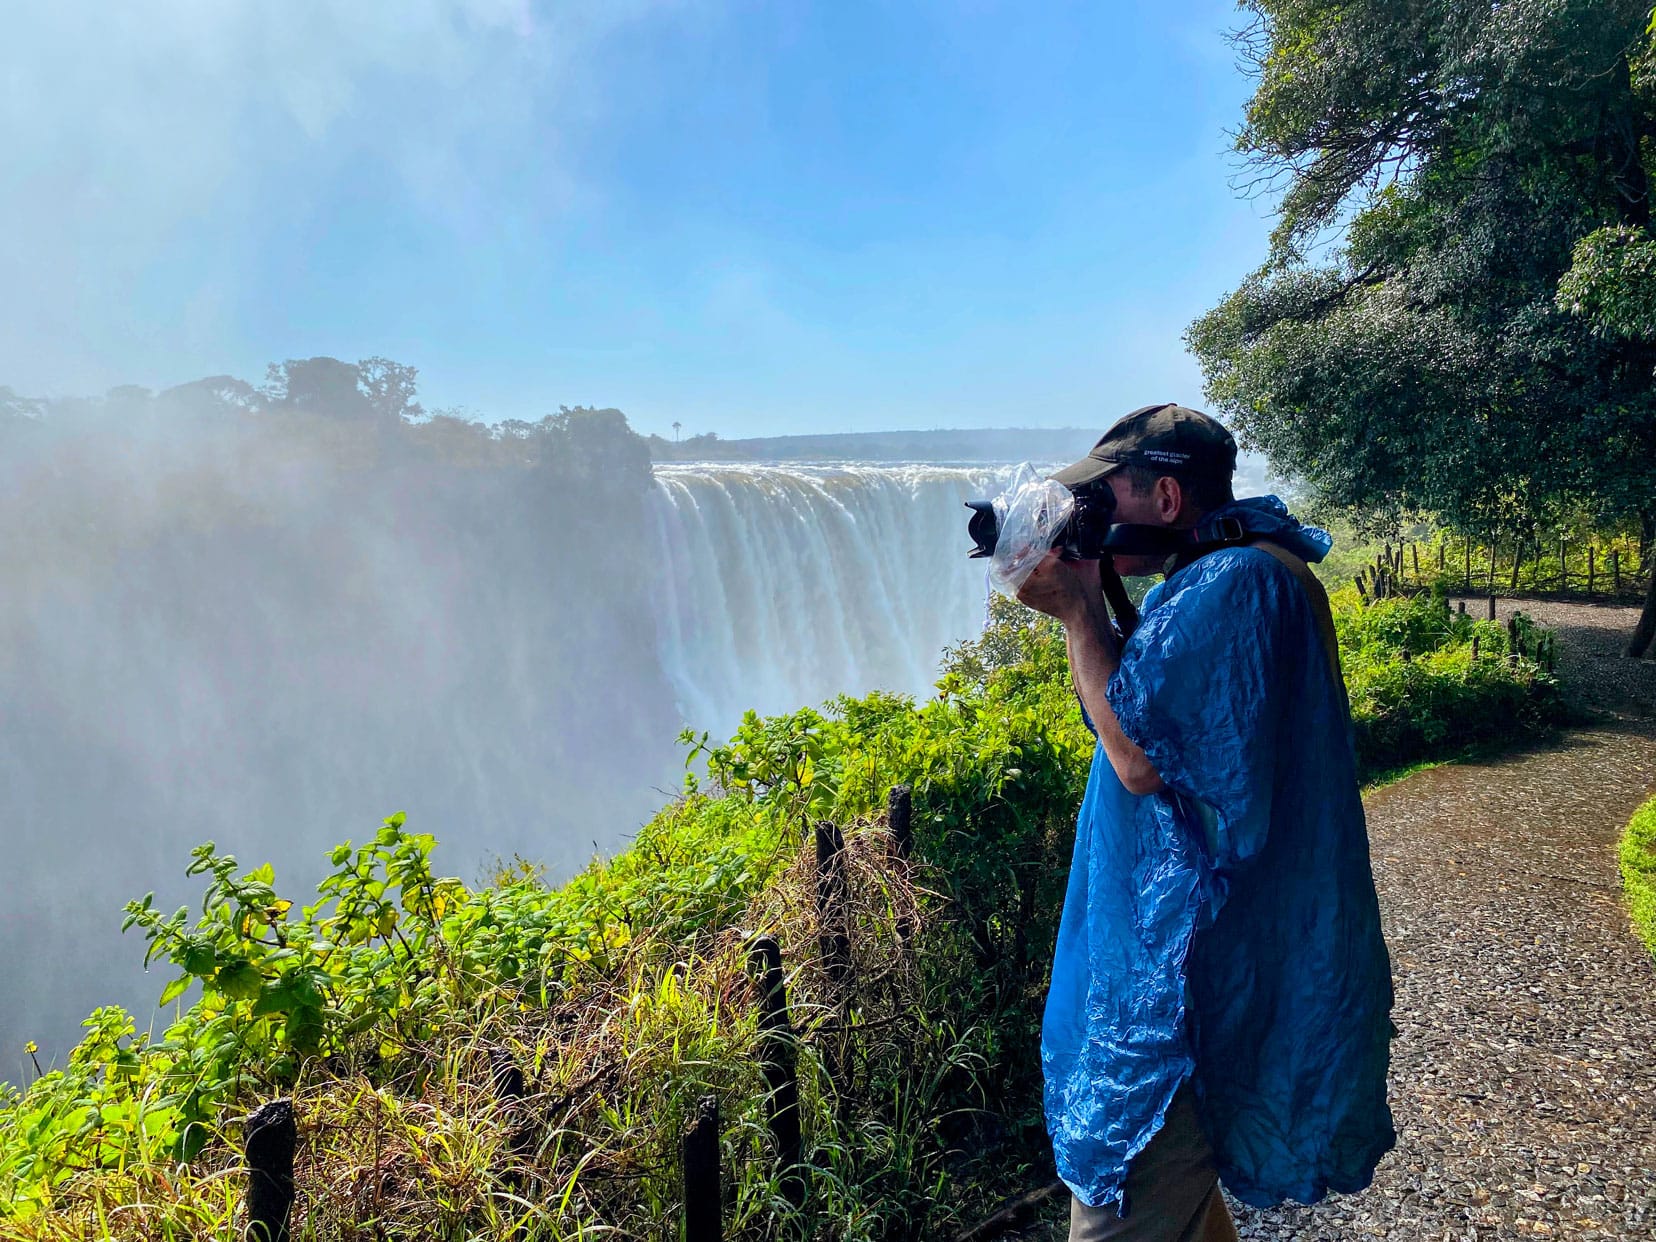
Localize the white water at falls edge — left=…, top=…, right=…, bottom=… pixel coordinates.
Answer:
left=649, top=463, right=1015, bottom=736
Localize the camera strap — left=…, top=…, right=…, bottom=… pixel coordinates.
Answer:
left=1114, top=522, right=1344, bottom=690
left=1247, top=540, right=1346, bottom=693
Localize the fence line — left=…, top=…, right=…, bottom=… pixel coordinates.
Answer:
left=1354, top=535, right=1649, bottom=604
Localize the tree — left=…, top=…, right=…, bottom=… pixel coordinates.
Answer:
left=1188, top=0, right=1656, bottom=655
left=259, top=357, right=424, bottom=423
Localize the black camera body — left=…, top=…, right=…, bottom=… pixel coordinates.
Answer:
left=965, top=479, right=1117, bottom=562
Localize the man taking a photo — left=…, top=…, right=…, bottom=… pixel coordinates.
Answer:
left=1016, top=404, right=1395, bottom=1242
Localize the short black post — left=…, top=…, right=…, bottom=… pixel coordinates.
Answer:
left=1472, top=634, right=1481, bottom=661
left=889, top=784, right=915, bottom=943
left=747, top=936, right=804, bottom=1209
left=888, top=784, right=913, bottom=863
left=489, top=1047, right=535, bottom=1202
left=1354, top=575, right=1369, bottom=603
left=815, top=820, right=852, bottom=1103
left=244, top=1100, right=296, bottom=1242
left=682, top=1094, right=720, bottom=1242
left=1486, top=593, right=1496, bottom=621
left=1614, top=548, right=1622, bottom=593
left=1457, top=599, right=1467, bottom=617
left=815, top=821, right=851, bottom=991
left=1507, top=616, right=1521, bottom=665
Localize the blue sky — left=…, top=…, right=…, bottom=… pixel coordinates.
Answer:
left=4, top=1, right=1275, bottom=439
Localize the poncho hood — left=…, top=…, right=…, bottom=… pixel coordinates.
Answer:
left=1206, top=494, right=1333, bottom=565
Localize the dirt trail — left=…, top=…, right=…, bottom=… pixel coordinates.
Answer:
left=1031, top=600, right=1656, bottom=1241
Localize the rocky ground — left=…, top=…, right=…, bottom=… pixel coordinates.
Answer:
left=1019, top=599, right=1656, bottom=1241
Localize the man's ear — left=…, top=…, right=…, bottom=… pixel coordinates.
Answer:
left=1154, top=476, right=1184, bottom=524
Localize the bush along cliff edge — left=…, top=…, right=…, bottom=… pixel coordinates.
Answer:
left=0, top=586, right=1559, bottom=1240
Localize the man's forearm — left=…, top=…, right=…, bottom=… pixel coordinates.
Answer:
left=1063, top=594, right=1166, bottom=797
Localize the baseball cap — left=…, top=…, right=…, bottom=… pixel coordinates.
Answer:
left=1050, top=403, right=1237, bottom=490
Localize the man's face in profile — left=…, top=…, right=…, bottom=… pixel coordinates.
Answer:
left=1102, top=471, right=1181, bottom=578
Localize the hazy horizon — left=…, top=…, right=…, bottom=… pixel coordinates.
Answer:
left=4, top=1, right=1273, bottom=440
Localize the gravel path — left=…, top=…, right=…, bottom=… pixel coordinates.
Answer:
left=1024, top=600, right=1656, bottom=1241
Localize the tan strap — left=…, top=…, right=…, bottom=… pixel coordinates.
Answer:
left=1249, top=540, right=1344, bottom=691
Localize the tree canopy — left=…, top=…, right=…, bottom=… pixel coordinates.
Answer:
left=1187, top=0, right=1656, bottom=653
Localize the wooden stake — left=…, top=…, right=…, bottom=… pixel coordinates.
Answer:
left=682, top=1094, right=721, bottom=1242
left=747, top=937, right=803, bottom=1208
left=243, top=1100, right=295, bottom=1242
left=888, top=784, right=912, bottom=862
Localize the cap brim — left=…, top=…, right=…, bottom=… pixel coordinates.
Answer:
left=1049, top=454, right=1120, bottom=489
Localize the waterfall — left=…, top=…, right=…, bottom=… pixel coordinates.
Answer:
left=650, top=463, right=1012, bottom=734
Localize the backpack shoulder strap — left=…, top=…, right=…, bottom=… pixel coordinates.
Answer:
left=1248, top=540, right=1344, bottom=690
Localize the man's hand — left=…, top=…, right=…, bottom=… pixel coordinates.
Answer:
left=1019, top=550, right=1164, bottom=797
left=1015, top=550, right=1107, bottom=630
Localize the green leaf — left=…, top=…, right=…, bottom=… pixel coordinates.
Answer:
left=215, top=961, right=263, bottom=1001
left=157, top=976, right=191, bottom=1007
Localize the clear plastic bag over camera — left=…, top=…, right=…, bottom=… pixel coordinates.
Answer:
left=988, top=464, right=1074, bottom=597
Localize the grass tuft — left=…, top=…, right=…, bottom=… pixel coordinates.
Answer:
left=1619, top=795, right=1656, bottom=960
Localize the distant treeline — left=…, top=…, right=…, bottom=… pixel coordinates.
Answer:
left=645, top=426, right=1100, bottom=464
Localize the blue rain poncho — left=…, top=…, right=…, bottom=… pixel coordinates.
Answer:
left=1042, top=496, right=1395, bottom=1211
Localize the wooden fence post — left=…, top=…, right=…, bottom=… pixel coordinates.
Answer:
left=816, top=822, right=851, bottom=991
left=1438, top=541, right=1446, bottom=573
left=1560, top=537, right=1568, bottom=592
left=1412, top=543, right=1420, bottom=579
left=1613, top=548, right=1622, bottom=593
left=1457, top=600, right=1467, bottom=616
left=489, top=1047, right=536, bottom=1209
left=815, top=821, right=852, bottom=1104
left=889, top=784, right=914, bottom=943
left=1487, top=594, right=1496, bottom=621
left=888, top=785, right=912, bottom=863
left=1588, top=547, right=1597, bottom=596
left=1486, top=542, right=1498, bottom=597
left=1507, top=616, right=1521, bottom=665
left=1471, top=634, right=1480, bottom=660
left=747, top=936, right=804, bottom=1209
left=244, top=1100, right=295, bottom=1242
left=682, top=1094, right=720, bottom=1242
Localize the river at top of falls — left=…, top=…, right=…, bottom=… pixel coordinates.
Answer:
left=649, top=462, right=1015, bottom=735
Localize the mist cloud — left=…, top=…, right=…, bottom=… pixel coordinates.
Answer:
left=1, top=0, right=685, bottom=393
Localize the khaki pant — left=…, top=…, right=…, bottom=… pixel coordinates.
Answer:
left=1068, top=1086, right=1239, bottom=1242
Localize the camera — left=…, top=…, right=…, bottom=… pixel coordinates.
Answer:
left=966, top=479, right=1116, bottom=564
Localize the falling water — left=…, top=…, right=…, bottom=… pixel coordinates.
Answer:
left=649, top=463, right=1013, bottom=735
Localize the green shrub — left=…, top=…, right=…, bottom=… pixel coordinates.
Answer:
left=1620, top=796, right=1656, bottom=960
left=0, top=582, right=1557, bottom=1238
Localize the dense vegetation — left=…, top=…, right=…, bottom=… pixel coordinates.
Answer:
left=0, top=583, right=1558, bottom=1240
left=1187, top=0, right=1656, bottom=655
left=1621, top=795, right=1656, bottom=960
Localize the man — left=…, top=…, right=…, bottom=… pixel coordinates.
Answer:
left=1016, top=404, right=1395, bottom=1242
